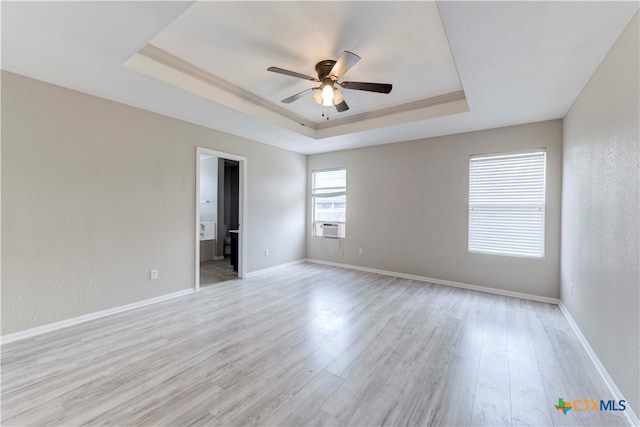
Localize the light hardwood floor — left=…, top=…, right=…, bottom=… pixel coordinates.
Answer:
left=0, top=263, right=630, bottom=426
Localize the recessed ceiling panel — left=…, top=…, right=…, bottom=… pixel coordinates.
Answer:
left=140, top=1, right=464, bottom=126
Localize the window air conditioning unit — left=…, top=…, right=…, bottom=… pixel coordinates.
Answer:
left=321, top=223, right=340, bottom=238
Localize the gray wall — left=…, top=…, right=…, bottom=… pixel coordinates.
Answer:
left=307, top=120, right=562, bottom=298
left=561, top=12, right=639, bottom=414
left=1, top=71, right=307, bottom=335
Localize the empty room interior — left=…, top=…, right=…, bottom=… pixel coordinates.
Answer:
left=1, top=1, right=639, bottom=426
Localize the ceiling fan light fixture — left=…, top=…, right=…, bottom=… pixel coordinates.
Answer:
left=312, top=88, right=323, bottom=105
left=321, top=83, right=334, bottom=106
left=268, top=51, right=391, bottom=114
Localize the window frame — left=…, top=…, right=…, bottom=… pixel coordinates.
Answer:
left=468, top=148, right=546, bottom=259
left=311, top=167, right=347, bottom=238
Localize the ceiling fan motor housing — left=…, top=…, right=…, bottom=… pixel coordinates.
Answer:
left=315, top=60, right=337, bottom=80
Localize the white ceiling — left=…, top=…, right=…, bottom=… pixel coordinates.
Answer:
left=148, top=1, right=462, bottom=122
left=123, top=1, right=468, bottom=141
left=2, top=1, right=638, bottom=155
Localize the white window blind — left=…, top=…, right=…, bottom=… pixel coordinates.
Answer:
left=469, top=150, right=546, bottom=258
left=312, top=168, right=346, bottom=238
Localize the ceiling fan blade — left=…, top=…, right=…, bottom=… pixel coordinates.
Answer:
left=329, top=51, right=361, bottom=79
left=267, top=67, right=318, bottom=81
left=340, top=81, right=392, bottom=94
left=335, top=100, right=349, bottom=112
left=281, top=87, right=316, bottom=103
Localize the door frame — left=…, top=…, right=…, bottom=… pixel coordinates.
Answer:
left=195, top=147, right=248, bottom=291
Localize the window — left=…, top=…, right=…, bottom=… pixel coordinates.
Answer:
left=312, top=168, right=346, bottom=238
left=468, top=149, right=546, bottom=258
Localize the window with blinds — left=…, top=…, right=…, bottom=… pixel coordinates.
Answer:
left=468, top=149, right=546, bottom=258
left=312, top=168, right=346, bottom=238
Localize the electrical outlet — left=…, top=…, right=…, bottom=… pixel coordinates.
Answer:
left=150, top=269, right=158, bottom=280
left=264, top=249, right=270, bottom=256
left=456, top=260, right=463, bottom=267
left=358, top=248, right=364, bottom=255
left=570, top=282, right=574, bottom=295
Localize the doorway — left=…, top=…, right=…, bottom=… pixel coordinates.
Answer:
left=195, top=147, right=247, bottom=290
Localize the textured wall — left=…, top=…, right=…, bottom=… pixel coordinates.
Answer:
left=1, top=71, right=307, bottom=335
left=308, top=120, right=562, bottom=298
left=562, top=12, right=639, bottom=414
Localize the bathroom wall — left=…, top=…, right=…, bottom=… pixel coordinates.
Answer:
left=199, top=156, right=218, bottom=262
left=216, top=158, right=226, bottom=257
left=228, top=162, right=240, bottom=231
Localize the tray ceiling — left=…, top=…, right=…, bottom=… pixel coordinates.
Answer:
left=1, top=1, right=638, bottom=154
left=125, top=1, right=468, bottom=139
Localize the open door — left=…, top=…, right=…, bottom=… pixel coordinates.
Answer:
left=195, top=147, right=247, bottom=291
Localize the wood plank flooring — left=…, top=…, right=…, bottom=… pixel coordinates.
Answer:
left=0, top=263, right=630, bottom=426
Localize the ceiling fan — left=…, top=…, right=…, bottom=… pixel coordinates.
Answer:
left=267, top=51, right=392, bottom=114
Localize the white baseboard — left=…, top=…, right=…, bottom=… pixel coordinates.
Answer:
left=1, top=288, right=194, bottom=345
left=304, top=258, right=559, bottom=304
left=245, top=259, right=306, bottom=278
left=213, top=256, right=225, bottom=261
left=558, top=302, right=639, bottom=426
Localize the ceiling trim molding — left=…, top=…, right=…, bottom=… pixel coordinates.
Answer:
left=314, top=90, right=467, bottom=130
left=138, top=44, right=316, bottom=128
left=131, top=44, right=468, bottom=138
